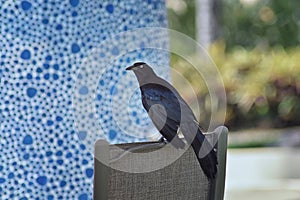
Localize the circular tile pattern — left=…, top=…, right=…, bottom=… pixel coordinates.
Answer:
left=0, top=0, right=169, bottom=199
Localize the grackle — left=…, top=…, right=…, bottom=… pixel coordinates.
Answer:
left=126, top=62, right=217, bottom=179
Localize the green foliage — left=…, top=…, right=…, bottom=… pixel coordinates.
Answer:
left=221, top=0, right=300, bottom=50
left=167, top=0, right=196, bottom=39
left=167, top=0, right=300, bottom=50
left=168, top=0, right=300, bottom=130
left=171, top=43, right=300, bottom=130
left=228, top=141, right=273, bottom=149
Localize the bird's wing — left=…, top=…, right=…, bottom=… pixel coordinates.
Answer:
left=142, top=85, right=181, bottom=123
left=142, top=85, right=186, bottom=148
left=144, top=83, right=195, bottom=118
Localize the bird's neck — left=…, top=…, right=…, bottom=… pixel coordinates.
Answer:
left=134, top=72, right=160, bottom=86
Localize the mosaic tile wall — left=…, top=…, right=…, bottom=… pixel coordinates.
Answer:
left=0, top=0, right=169, bottom=199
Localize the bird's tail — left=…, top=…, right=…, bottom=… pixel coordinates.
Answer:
left=191, top=129, right=218, bottom=180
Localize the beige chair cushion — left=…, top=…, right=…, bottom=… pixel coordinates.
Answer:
left=94, top=126, right=228, bottom=200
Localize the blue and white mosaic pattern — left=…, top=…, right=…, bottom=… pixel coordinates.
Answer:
left=0, top=0, right=169, bottom=199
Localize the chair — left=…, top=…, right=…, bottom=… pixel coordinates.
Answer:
left=94, top=126, right=228, bottom=200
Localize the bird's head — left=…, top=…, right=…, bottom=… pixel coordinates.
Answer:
left=126, top=62, right=156, bottom=83
left=126, top=62, right=150, bottom=71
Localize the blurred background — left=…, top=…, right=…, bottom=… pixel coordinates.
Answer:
left=166, top=0, right=300, bottom=199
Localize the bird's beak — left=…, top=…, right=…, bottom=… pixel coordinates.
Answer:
left=126, top=65, right=135, bottom=70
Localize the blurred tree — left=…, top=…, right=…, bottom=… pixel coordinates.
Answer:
left=168, top=0, right=300, bottom=130
left=222, top=0, right=300, bottom=50
left=172, top=44, right=300, bottom=130
left=196, top=0, right=222, bottom=47
left=168, top=0, right=300, bottom=51
left=167, top=0, right=196, bottom=39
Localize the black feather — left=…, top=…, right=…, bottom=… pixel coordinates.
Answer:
left=127, top=63, right=218, bottom=180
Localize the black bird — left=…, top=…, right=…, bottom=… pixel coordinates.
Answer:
left=126, top=62, right=217, bottom=179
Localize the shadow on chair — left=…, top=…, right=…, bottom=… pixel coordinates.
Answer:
left=94, top=126, right=228, bottom=200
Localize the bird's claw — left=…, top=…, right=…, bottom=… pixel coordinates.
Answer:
left=158, top=137, right=168, bottom=145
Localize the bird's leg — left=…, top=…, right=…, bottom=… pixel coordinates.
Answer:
left=158, top=137, right=168, bottom=145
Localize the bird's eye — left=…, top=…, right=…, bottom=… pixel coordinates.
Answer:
left=139, top=65, right=144, bottom=69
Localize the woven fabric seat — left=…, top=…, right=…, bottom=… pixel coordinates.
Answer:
left=94, top=126, right=228, bottom=200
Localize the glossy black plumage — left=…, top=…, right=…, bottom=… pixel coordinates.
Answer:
left=126, top=62, right=217, bottom=179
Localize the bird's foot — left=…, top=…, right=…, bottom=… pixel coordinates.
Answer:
left=158, top=137, right=168, bottom=145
